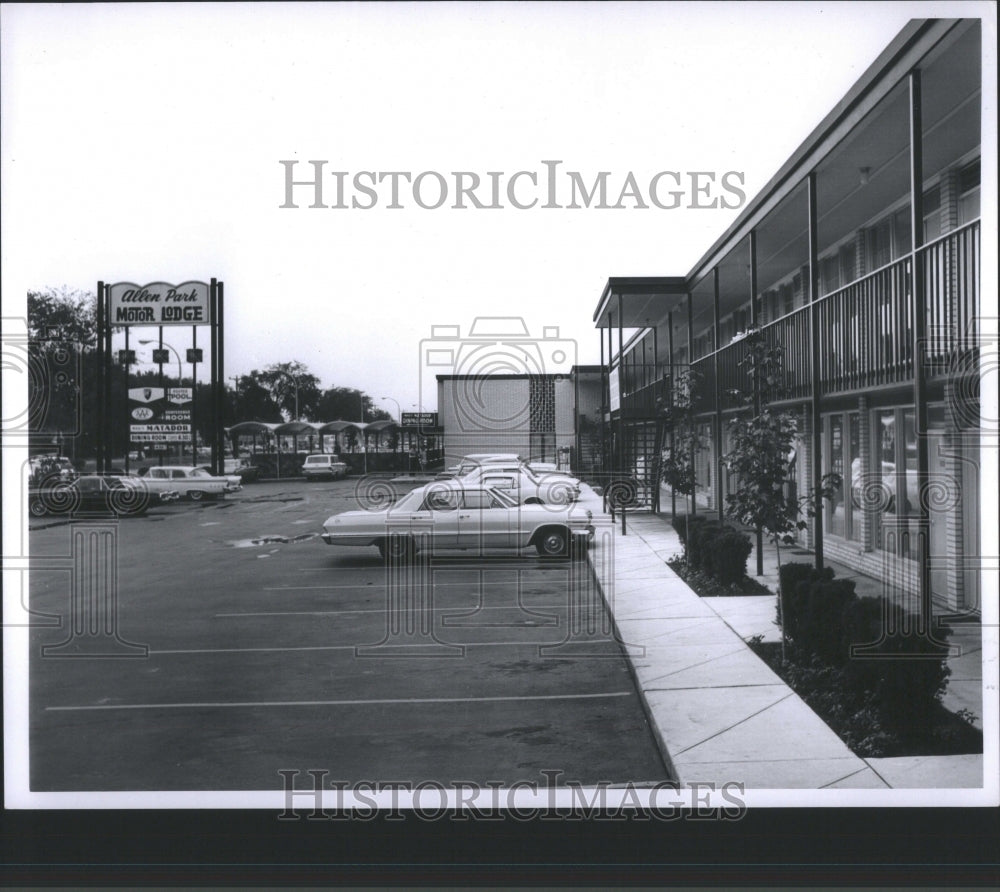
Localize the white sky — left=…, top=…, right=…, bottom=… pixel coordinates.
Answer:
left=1, top=0, right=992, bottom=415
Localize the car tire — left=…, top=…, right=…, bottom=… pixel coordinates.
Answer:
left=379, top=536, right=414, bottom=561
left=29, top=498, right=48, bottom=517
left=189, top=490, right=206, bottom=502
left=535, top=527, right=569, bottom=558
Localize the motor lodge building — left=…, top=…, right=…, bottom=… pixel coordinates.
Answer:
left=590, top=19, right=985, bottom=616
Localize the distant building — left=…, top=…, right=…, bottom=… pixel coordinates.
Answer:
left=436, top=373, right=576, bottom=466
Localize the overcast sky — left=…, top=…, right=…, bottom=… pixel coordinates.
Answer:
left=1, top=1, right=991, bottom=416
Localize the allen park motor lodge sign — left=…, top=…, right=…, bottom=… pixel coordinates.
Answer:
left=109, top=281, right=211, bottom=325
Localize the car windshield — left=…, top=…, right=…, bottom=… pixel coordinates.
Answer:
left=390, top=488, right=425, bottom=512
left=189, top=468, right=212, bottom=478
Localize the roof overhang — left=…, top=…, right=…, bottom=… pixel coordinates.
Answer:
left=593, top=277, right=688, bottom=329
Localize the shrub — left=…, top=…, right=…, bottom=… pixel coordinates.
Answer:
left=841, top=597, right=952, bottom=728
left=703, top=527, right=753, bottom=585
left=686, top=518, right=724, bottom=571
left=776, top=562, right=835, bottom=637
left=673, top=514, right=711, bottom=548
left=797, top=578, right=858, bottom=664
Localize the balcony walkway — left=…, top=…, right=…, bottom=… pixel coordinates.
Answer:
left=580, top=486, right=988, bottom=794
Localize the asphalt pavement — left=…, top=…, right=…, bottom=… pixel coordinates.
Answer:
left=27, top=478, right=670, bottom=791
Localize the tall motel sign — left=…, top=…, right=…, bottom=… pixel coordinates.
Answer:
left=94, top=280, right=225, bottom=475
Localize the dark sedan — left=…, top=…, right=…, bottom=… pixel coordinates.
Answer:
left=28, top=475, right=180, bottom=518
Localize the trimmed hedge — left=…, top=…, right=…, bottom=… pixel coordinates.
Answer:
left=672, top=514, right=711, bottom=548
left=841, top=596, right=952, bottom=727
left=798, top=578, right=858, bottom=664
left=675, top=515, right=752, bottom=585
left=775, top=562, right=953, bottom=728
left=776, top=562, right=835, bottom=638
left=703, top=528, right=753, bottom=585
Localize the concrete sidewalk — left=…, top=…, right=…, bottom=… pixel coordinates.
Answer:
left=580, top=490, right=984, bottom=790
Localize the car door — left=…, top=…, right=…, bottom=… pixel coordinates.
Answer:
left=457, top=489, right=512, bottom=551
left=76, top=476, right=103, bottom=511
left=421, top=487, right=461, bottom=550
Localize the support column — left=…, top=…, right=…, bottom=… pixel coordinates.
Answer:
left=96, top=282, right=105, bottom=472
left=909, top=69, right=932, bottom=631
left=687, top=292, right=696, bottom=517
left=618, top=293, right=627, bottom=535
left=667, top=311, right=676, bottom=522
left=750, top=230, right=764, bottom=574
left=713, top=268, right=723, bottom=522
left=807, top=171, right=824, bottom=569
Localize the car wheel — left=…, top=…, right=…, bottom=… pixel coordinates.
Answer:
left=29, top=498, right=48, bottom=517
left=535, top=527, right=569, bottom=558
left=189, top=490, right=206, bottom=502
left=378, top=536, right=414, bottom=561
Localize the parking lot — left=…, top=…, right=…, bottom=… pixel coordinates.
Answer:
left=28, top=477, right=669, bottom=791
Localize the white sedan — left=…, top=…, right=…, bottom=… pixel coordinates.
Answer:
left=139, top=465, right=242, bottom=501
left=321, top=483, right=594, bottom=559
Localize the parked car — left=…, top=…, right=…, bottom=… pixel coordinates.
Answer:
left=226, top=457, right=260, bottom=483
left=450, top=459, right=582, bottom=503
left=436, top=453, right=523, bottom=479
left=138, top=465, right=241, bottom=501
left=321, top=483, right=594, bottom=559
left=302, top=454, right=349, bottom=481
left=197, top=460, right=260, bottom=484
left=29, top=474, right=180, bottom=517
left=28, top=455, right=76, bottom=487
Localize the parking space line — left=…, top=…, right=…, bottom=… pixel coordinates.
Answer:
left=149, top=639, right=618, bottom=654
left=215, top=604, right=567, bottom=618
left=263, top=581, right=559, bottom=591
left=47, top=691, right=633, bottom=712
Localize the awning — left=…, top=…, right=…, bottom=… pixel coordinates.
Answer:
left=593, top=277, right=688, bottom=329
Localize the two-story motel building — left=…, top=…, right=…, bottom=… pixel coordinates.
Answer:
left=593, top=19, right=986, bottom=616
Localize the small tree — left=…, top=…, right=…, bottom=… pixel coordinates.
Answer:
left=658, top=367, right=704, bottom=515
left=723, top=331, right=838, bottom=660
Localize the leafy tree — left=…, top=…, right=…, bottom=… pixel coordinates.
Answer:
left=658, top=367, right=703, bottom=512
left=723, top=331, right=839, bottom=570
left=26, top=287, right=106, bottom=459
left=28, top=287, right=97, bottom=343
left=258, top=361, right=322, bottom=421
left=230, top=372, right=283, bottom=423
left=315, top=386, right=390, bottom=423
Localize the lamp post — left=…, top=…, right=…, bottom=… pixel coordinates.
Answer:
left=139, top=339, right=183, bottom=383
left=139, top=338, right=189, bottom=464
left=358, top=392, right=367, bottom=475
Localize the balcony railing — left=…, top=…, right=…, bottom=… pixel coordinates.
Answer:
left=686, top=220, right=979, bottom=410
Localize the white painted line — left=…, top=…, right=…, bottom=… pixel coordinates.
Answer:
left=148, top=639, right=617, bottom=655
left=215, top=604, right=567, bottom=618
left=47, top=691, right=633, bottom=712
left=263, top=580, right=560, bottom=592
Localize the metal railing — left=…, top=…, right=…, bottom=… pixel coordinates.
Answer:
left=687, top=220, right=980, bottom=409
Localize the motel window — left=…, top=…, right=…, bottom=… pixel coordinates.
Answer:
left=958, top=159, right=980, bottom=225
left=823, top=412, right=860, bottom=543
